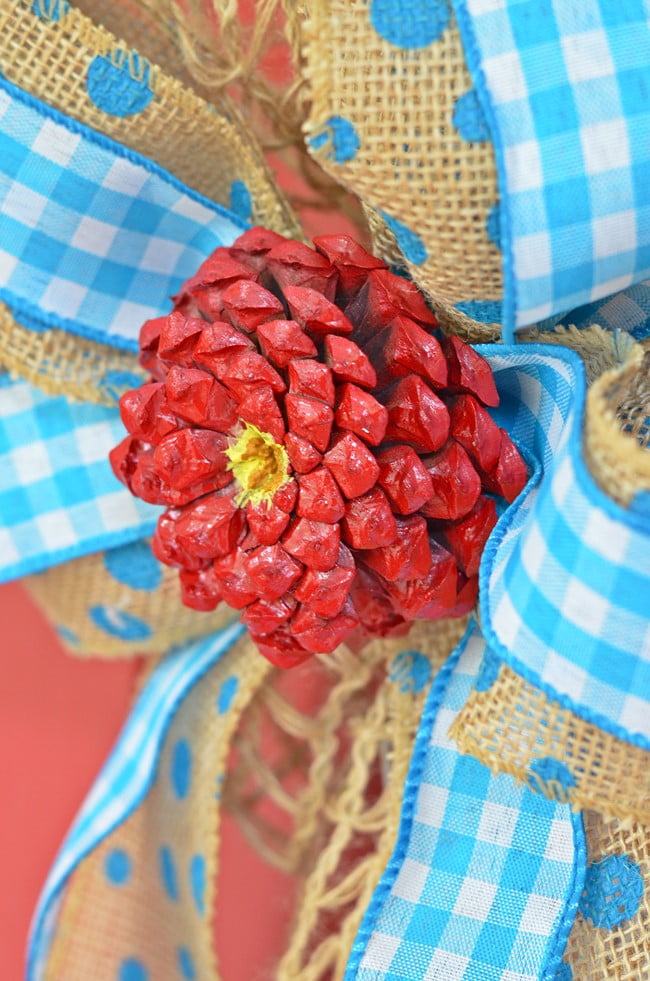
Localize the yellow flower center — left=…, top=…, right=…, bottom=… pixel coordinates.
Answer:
left=225, top=422, right=290, bottom=508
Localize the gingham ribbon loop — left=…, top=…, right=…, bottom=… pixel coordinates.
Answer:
left=480, top=345, right=650, bottom=748
left=0, top=76, right=245, bottom=350
left=455, top=0, right=650, bottom=340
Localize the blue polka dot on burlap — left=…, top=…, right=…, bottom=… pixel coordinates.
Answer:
left=170, top=739, right=192, bottom=800
left=452, top=89, right=491, bottom=143
left=370, top=0, right=450, bottom=49
left=379, top=211, right=428, bottom=265
left=104, top=541, right=162, bottom=592
left=528, top=756, right=576, bottom=800
left=309, top=116, right=360, bottom=164
left=486, top=202, right=502, bottom=250
left=229, top=180, right=253, bottom=221
left=454, top=299, right=502, bottom=324
left=216, top=676, right=239, bottom=714
left=190, top=854, right=206, bottom=916
left=104, top=848, right=132, bottom=886
left=87, top=52, right=154, bottom=117
left=177, top=946, right=196, bottom=980
left=389, top=650, right=432, bottom=694
left=118, top=959, right=148, bottom=981
left=159, top=845, right=179, bottom=901
left=579, top=854, right=644, bottom=929
left=31, top=0, right=69, bottom=20
left=89, top=605, right=152, bottom=641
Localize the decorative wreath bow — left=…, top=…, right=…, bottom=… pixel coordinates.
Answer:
left=0, top=3, right=648, bottom=980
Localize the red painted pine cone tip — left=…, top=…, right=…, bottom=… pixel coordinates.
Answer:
left=110, top=228, right=527, bottom=668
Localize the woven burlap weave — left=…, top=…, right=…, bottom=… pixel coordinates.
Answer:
left=301, top=1, right=502, bottom=332
left=0, top=306, right=148, bottom=407
left=448, top=662, right=650, bottom=826
left=563, top=811, right=650, bottom=981
left=0, top=0, right=299, bottom=403
left=44, top=633, right=271, bottom=980
left=24, top=545, right=238, bottom=658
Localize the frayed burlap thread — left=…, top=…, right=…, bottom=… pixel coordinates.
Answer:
left=301, top=1, right=502, bottom=323
left=0, top=0, right=299, bottom=402
left=224, top=618, right=467, bottom=980
left=24, top=546, right=238, bottom=658
left=43, top=633, right=270, bottom=981
left=448, top=662, right=650, bottom=826
left=562, top=811, right=650, bottom=980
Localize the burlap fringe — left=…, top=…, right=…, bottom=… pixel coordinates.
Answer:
left=224, top=618, right=467, bottom=980
left=448, top=662, right=650, bottom=826
left=24, top=545, right=238, bottom=658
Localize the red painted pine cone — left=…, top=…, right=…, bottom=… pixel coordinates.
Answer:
left=110, top=228, right=527, bottom=667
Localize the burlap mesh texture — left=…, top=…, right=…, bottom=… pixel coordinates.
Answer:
left=301, top=1, right=502, bottom=316
left=448, top=661, right=650, bottom=826
left=0, top=0, right=300, bottom=403
left=223, top=618, right=467, bottom=981
left=24, top=545, right=238, bottom=658
left=44, top=633, right=271, bottom=981
left=563, top=811, right=650, bottom=981
left=0, top=306, right=148, bottom=407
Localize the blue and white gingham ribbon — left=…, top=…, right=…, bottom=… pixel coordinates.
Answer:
left=0, top=78, right=252, bottom=579
left=0, top=372, right=159, bottom=580
left=479, top=345, right=650, bottom=748
left=0, top=76, right=246, bottom=350
left=454, top=0, right=650, bottom=341
left=346, top=620, right=584, bottom=981
left=27, top=620, right=246, bottom=981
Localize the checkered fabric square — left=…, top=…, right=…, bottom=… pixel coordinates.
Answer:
left=0, top=372, right=158, bottom=581
left=28, top=621, right=245, bottom=981
left=479, top=346, right=650, bottom=747
left=349, top=622, right=581, bottom=981
left=0, top=77, right=246, bottom=350
left=456, top=0, right=650, bottom=340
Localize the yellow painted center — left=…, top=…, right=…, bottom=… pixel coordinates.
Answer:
left=225, top=422, right=290, bottom=507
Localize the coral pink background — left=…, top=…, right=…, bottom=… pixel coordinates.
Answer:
left=0, top=581, right=297, bottom=980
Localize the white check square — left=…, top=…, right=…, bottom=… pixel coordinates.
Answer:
left=561, top=29, right=614, bottom=83
left=452, top=877, right=497, bottom=921
left=476, top=801, right=519, bottom=848
left=32, top=119, right=81, bottom=167
left=581, top=119, right=630, bottom=175
left=393, top=858, right=430, bottom=903
left=505, top=141, right=543, bottom=192
left=593, top=210, right=637, bottom=259
left=359, top=932, right=401, bottom=972
left=71, top=215, right=119, bottom=258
